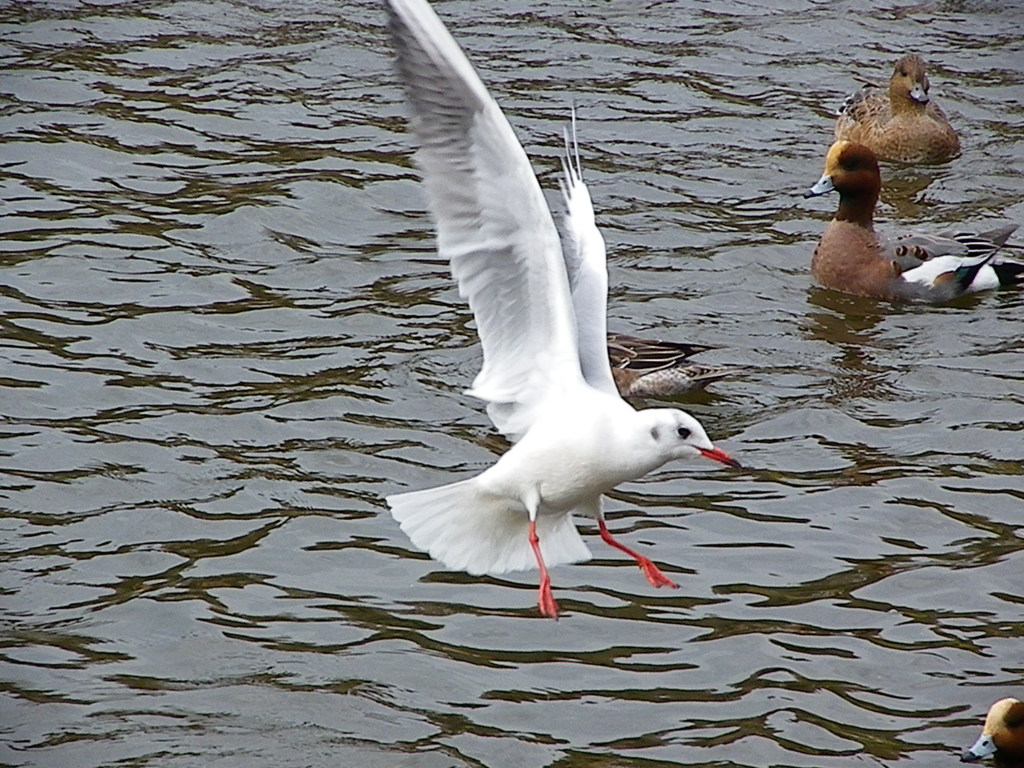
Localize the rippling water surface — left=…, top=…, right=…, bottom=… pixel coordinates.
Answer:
left=2, top=0, right=1022, bottom=766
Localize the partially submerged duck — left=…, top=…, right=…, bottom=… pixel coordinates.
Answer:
left=607, top=332, right=741, bottom=398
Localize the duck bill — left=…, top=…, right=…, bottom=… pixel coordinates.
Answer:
left=699, top=446, right=741, bottom=469
left=804, top=174, right=835, bottom=198
left=960, top=733, right=996, bottom=763
left=909, top=84, right=929, bottom=103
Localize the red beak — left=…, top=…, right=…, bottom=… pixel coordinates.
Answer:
left=699, top=446, right=741, bottom=469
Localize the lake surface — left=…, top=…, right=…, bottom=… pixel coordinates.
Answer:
left=1, top=1, right=1022, bottom=766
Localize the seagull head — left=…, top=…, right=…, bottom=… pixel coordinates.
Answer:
left=642, top=409, right=741, bottom=468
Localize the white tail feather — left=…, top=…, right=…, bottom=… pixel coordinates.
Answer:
left=387, top=478, right=592, bottom=575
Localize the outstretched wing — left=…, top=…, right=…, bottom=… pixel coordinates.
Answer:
left=559, top=110, right=618, bottom=397
left=387, top=0, right=586, bottom=440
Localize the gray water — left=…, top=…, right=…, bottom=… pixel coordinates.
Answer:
left=1, top=1, right=1022, bottom=766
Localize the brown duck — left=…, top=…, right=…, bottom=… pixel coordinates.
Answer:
left=962, top=698, right=1024, bottom=767
left=835, top=53, right=959, bottom=164
left=607, top=332, right=741, bottom=398
left=805, top=140, right=1022, bottom=302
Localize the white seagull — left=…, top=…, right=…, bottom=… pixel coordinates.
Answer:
left=384, top=0, right=740, bottom=618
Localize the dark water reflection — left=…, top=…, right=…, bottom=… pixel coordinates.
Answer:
left=2, top=0, right=1022, bottom=766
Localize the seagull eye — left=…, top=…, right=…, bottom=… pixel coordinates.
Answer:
left=676, top=427, right=691, bottom=440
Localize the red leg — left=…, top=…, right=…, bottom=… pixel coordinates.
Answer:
left=598, top=518, right=679, bottom=589
left=528, top=520, right=559, bottom=618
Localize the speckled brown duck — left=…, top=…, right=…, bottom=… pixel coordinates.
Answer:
left=804, top=140, right=1023, bottom=302
left=835, top=53, right=959, bottom=164
left=606, top=332, right=741, bottom=398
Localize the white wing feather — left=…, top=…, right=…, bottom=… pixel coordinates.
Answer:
left=900, top=254, right=1000, bottom=292
left=559, top=111, right=619, bottom=397
left=388, top=0, right=586, bottom=441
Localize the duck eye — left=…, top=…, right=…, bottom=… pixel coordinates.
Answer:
left=676, top=426, right=691, bottom=439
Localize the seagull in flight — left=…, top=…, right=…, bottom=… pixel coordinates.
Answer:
left=385, top=0, right=740, bottom=618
